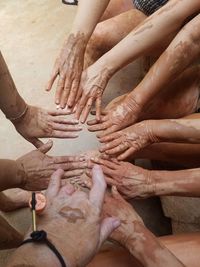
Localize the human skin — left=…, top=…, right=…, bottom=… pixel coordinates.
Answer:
left=0, top=140, right=86, bottom=192
left=88, top=158, right=200, bottom=199
left=101, top=186, right=185, bottom=267
left=6, top=166, right=120, bottom=267
left=98, top=113, right=200, bottom=160
left=88, top=202, right=200, bottom=267
left=0, top=215, right=23, bottom=250
left=78, top=0, right=200, bottom=124
left=0, top=51, right=82, bottom=148
left=46, top=0, right=135, bottom=109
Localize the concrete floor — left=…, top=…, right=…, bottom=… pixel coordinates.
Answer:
left=0, top=0, right=199, bottom=265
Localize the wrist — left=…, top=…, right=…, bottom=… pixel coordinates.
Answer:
left=15, top=159, right=27, bottom=189
left=5, top=97, right=27, bottom=122
left=0, top=159, right=22, bottom=190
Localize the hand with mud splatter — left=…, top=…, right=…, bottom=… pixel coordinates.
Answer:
left=103, top=186, right=143, bottom=245
left=7, top=166, right=120, bottom=267
left=12, top=105, right=82, bottom=148
left=87, top=93, right=141, bottom=137
left=103, top=187, right=185, bottom=267
left=99, top=120, right=157, bottom=160
left=75, top=63, right=111, bottom=123
left=46, top=33, right=86, bottom=109
left=89, top=158, right=155, bottom=199
left=16, top=140, right=87, bottom=191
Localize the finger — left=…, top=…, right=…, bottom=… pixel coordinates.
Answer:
left=52, top=122, right=82, bottom=132
left=53, top=155, right=86, bottom=163
left=45, top=66, right=59, bottom=91
left=95, top=96, right=102, bottom=122
left=88, top=121, right=111, bottom=132
left=58, top=183, right=75, bottom=198
left=75, top=94, right=88, bottom=120
left=30, top=138, right=44, bottom=148
left=48, top=108, right=74, bottom=116
left=89, top=165, right=106, bottom=211
left=99, top=132, right=121, bottom=143
left=99, top=139, right=122, bottom=153
left=38, top=139, right=53, bottom=154
left=50, top=130, right=79, bottom=138
left=80, top=97, right=94, bottom=123
left=67, top=78, right=80, bottom=107
left=111, top=186, right=124, bottom=201
left=105, top=176, right=118, bottom=186
left=87, top=116, right=107, bottom=126
left=55, top=161, right=87, bottom=171
left=97, top=125, right=120, bottom=138
left=52, top=117, right=79, bottom=125
left=60, top=85, right=71, bottom=109
left=98, top=217, right=120, bottom=249
left=105, top=143, right=129, bottom=156
left=55, top=74, right=66, bottom=105
left=63, top=169, right=85, bottom=178
left=118, top=147, right=135, bottom=161
left=90, top=109, right=107, bottom=116
left=90, top=157, right=118, bottom=170
left=46, top=169, right=64, bottom=200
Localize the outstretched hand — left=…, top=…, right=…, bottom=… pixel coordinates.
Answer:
left=87, top=93, right=141, bottom=138
left=16, top=140, right=87, bottom=191
left=12, top=105, right=82, bottom=148
left=46, top=33, right=86, bottom=109
left=88, top=158, right=155, bottom=199
left=75, top=64, right=111, bottom=123
left=99, top=120, right=158, bottom=160
left=103, top=186, right=143, bottom=246
left=37, top=166, right=120, bottom=267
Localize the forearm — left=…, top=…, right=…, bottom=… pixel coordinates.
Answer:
left=151, top=168, right=200, bottom=197
left=0, top=51, right=27, bottom=119
left=151, top=117, right=200, bottom=144
left=134, top=142, right=200, bottom=168
left=125, top=222, right=185, bottom=267
left=0, top=159, right=23, bottom=191
left=128, top=13, right=200, bottom=107
left=97, top=0, right=200, bottom=74
left=71, top=0, right=110, bottom=39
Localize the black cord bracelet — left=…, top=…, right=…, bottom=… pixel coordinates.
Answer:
left=21, top=230, right=66, bottom=267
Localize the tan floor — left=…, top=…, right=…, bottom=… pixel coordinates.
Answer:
left=0, top=1, right=142, bottom=265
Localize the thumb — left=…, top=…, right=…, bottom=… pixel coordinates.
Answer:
left=98, top=217, right=120, bottom=249
left=30, top=137, right=44, bottom=148
left=38, top=139, right=53, bottom=153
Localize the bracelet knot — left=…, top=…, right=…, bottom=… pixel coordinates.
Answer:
left=31, top=230, right=47, bottom=242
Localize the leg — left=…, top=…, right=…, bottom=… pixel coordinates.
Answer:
left=0, top=215, right=23, bottom=249
left=84, top=8, right=146, bottom=67
left=0, top=189, right=30, bottom=212
left=87, top=233, right=200, bottom=267
left=140, top=65, right=200, bottom=120
left=100, top=0, right=135, bottom=21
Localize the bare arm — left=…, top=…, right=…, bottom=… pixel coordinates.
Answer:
left=0, top=51, right=27, bottom=120
left=103, top=187, right=185, bottom=267
left=98, top=0, right=200, bottom=75
left=46, top=0, right=111, bottom=108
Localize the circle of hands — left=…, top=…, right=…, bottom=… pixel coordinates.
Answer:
left=12, top=37, right=158, bottom=267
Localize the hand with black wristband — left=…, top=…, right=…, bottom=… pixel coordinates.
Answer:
left=6, top=165, right=120, bottom=267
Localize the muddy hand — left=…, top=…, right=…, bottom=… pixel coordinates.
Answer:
left=46, top=33, right=86, bottom=109
left=87, top=93, right=141, bottom=137
left=13, top=105, right=82, bottom=148
left=75, top=63, right=111, bottom=123
left=16, top=140, right=87, bottom=191
left=99, top=120, right=158, bottom=160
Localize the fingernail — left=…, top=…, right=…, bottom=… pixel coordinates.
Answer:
left=78, top=126, right=83, bottom=130
left=56, top=105, right=60, bottom=109
left=113, top=219, right=121, bottom=228
left=74, top=119, right=79, bottom=123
